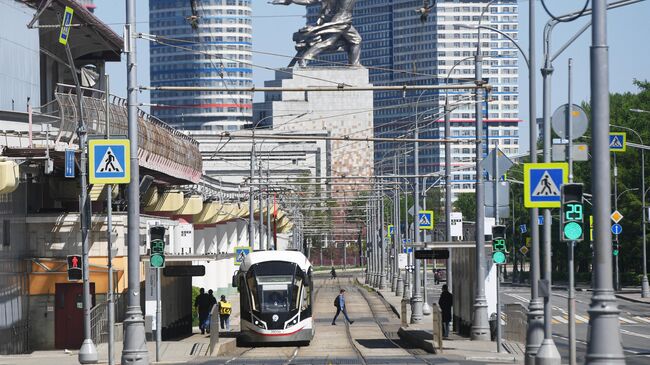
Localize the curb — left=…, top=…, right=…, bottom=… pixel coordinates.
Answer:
left=397, top=327, right=437, bottom=354
left=615, top=294, right=650, bottom=305
left=375, top=290, right=402, bottom=319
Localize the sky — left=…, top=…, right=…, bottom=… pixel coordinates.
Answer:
left=95, top=0, right=650, bottom=152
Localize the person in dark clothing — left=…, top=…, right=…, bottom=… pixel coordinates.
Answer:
left=330, top=266, right=337, bottom=279
left=194, top=288, right=212, bottom=334
left=438, top=284, right=453, bottom=338
left=206, top=290, right=217, bottom=334
left=332, top=289, right=354, bottom=325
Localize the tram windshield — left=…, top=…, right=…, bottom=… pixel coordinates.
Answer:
left=246, top=261, right=307, bottom=313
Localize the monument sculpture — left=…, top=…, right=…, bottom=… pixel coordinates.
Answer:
left=272, top=0, right=362, bottom=67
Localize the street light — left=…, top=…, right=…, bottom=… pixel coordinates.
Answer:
left=628, top=109, right=650, bottom=297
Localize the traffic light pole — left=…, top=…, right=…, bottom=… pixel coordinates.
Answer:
left=122, top=0, right=149, bottom=362
left=494, top=140, right=502, bottom=353
left=566, top=58, right=576, bottom=365
left=63, top=34, right=97, bottom=364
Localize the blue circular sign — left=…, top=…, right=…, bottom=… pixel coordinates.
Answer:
left=611, top=223, right=622, bottom=235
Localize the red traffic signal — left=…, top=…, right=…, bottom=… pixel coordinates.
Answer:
left=67, top=255, right=82, bottom=281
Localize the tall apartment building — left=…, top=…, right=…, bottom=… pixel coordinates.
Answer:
left=307, top=0, right=520, bottom=195
left=149, top=0, right=253, bottom=130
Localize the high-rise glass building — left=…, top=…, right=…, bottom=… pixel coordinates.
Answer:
left=149, top=0, right=253, bottom=130
left=307, top=0, right=519, bottom=195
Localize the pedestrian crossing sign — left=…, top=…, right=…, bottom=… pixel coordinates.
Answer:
left=609, top=132, right=627, bottom=152
left=418, top=210, right=434, bottom=230
left=234, top=246, right=251, bottom=266
left=387, top=225, right=394, bottom=238
left=523, top=163, right=568, bottom=208
left=89, top=139, right=130, bottom=184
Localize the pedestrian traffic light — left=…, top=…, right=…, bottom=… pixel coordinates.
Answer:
left=561, top=183, right=584, bottom=242
left=491, top=225, right=507, bottom=264
left=149, top=226, right=166, bottom=268
left=67, top=254, right=82, bottom=281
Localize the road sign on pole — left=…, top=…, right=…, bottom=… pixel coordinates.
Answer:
left=418, top=210, right=434, bottom=230
left=524, top=163, right=568, bottom=208
left=58, top=6, right=74, bottom=45
left=611, top=223, right=622, bottom=235
left=89, top=139, right=131, bottom=184
left=387, top=225, right=394, bottom=238
left=609, top=132, right=627, bottom=152
left=234, top=246, right=251, bottom=266
left=610, top=211, right=623, bottom=223
left=65, top=148, right=75, bottom=178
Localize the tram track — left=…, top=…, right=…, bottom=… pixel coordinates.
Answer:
left=335, top=277, right=370, bottom=365
left=352, top=280, right=434, bottom=365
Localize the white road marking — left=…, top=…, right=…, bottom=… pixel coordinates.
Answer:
left=621, top=329, right=650, bottom=340
left=619, top=316, right=638, bottom=324
left=575, top=314, right=589, bottom=323
left=553, top=315, right=568, bottom=324
left=634, top=316, right=650, bottom=324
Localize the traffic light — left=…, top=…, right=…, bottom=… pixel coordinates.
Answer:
left=149, top=226, right=166, bottom=268
left=67, top=254, right=82, bottom=281
left=561, top=183, right=584, bottom=242
left=491, top=225, right=507, bottom=264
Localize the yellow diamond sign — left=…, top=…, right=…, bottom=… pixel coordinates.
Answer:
left=611, top=210, right=623, bottom=224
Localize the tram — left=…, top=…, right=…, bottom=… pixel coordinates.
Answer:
left=232, top=250, right=314, bottom=345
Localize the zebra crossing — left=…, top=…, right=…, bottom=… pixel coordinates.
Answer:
left=503, top=292, right=650, bottom=325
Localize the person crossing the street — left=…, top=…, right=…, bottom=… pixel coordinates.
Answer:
left=217, top=295, right=232, bottom=331
left=332, top=289, right=354, bottom=325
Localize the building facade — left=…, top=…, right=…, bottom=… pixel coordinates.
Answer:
left=307, top=0, right=520, bottom=195
left=149, top=0, right=253, bottom=130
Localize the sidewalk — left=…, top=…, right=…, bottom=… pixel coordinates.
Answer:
left=360, top=279, right=524, bottom=364
left=0, top=296, right=241, bottom=365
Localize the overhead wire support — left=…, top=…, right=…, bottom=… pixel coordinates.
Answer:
left=139, top=83, right=490, bottom=93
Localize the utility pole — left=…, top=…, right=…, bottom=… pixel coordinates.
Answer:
left=259, top=163, right=264, bottom=250
left=525, top=0, right=544, bottom=361
left=122, top=0, right=148, bottom=362
left=471, top=36, right=489, bottom=341
left=267, top=170, right=272, bottom=250
left=535, top=24, right=562, bottom=363
left=380, top=193, right=387, bottom=290
left=249, top=145, right=256, bottom=249
left=411, top=109, right=423, bottom=323
left=105, top=76, right=115, bottom=365
left=585, top=0, right=625, bottom=362
left=494, top=140, right=502, bottom=353
left=444, top=103, right=453, bottom=296
left=392, top=156, right=399, bottom=291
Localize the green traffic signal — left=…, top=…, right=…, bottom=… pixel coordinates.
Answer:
left=492, top=251, right=506, bottom=264
left=563, top=222, right=583, bottom=241
left=150, top=253, right=165, bottom=268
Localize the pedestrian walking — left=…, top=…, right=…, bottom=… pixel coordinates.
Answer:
left=330, top=266, right=337, bottom=279
left=332, top=289, right=354, bottom=325
left=438, top=284, right=453, bottom=339
left=434, top=269, right=440, bottom=285
left=206, top=289, right=217, bottom=334
left=218, top=295, right=232, bottom=331
left=194, top=288, right=212, bottom=334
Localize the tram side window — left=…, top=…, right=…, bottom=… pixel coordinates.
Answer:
left=301, top=281, right=310, bottom=311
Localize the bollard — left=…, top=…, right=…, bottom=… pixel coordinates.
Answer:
left=401, top=299, right=408, bottom=327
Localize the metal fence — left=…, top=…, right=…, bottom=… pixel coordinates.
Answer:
left=503, top=302, right=528, bottom=343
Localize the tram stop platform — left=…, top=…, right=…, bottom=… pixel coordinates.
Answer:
left=361, top=278, right=525, bottom=364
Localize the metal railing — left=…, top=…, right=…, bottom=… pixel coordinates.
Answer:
left=90, top=301, right=109, bottom=345
left=503, top=302, right=528, bottom=343
left=54, top=84, right=202, bottom=183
